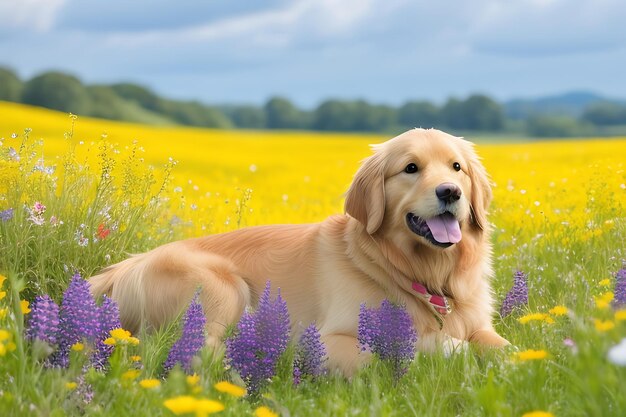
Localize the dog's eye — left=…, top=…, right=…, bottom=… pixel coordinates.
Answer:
left=453, top=162, right=461, bottom=172
left=405, top=163, right=418, bottom=174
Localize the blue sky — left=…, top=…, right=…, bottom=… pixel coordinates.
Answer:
left=0, top=0, right=624, bottom=107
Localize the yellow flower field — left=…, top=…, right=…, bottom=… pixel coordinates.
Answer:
left=2, top=101, right=624, bottom=245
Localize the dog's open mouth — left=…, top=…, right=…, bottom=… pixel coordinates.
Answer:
left=406, top=212, right=461, bottom=248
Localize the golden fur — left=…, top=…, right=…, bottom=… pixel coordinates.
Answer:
left=90, top=128, right=509, bottom=375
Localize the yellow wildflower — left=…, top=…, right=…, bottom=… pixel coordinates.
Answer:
left=164, top=396, right=197, bottom=415
left=131, top=355, right=142, bottom=362
left=595, top=292, right=614, bottom=309
left=599, top=278, right=611, bottom=287
left=187, top=374, right=200, bottom=386
left=110, top=328, right=132, bottom=340
left=139, top=378, right=161, bottom=389
left=0, top=344, right=5, bottom=356
left=548, top=306, right=568, bottom=316
left=514, top=349, right=549, bottom=362
left=71, top=342, right=84, bottom=352
left=122, top=369, right=140, bottom=380
left=0, top=329, right=11, bottom=342
left=163, top=396, right=223, bottom=416
left=255, top=406, right=279, bottom=417
left=65, top=382, right=78, bottom=390
left=594, top=319, right=615, bottom=332
left=0, top=274, right=5, bottom=289
left=108, top=328, right=140, bottom=345
left=518, top=313, right=554, bottom=324
left=103, top=337, right=116, bottom=346
left=195, top=399, right=225, bottom=416
left=0, top=308, right=7, bottom=319
left=615, top=310, right=626, bottom=321
left=522, top=411, right=554, bottom=417
left=214, top=381, right=246, bottom=397
left=0, top=291, right=5, bottom=301
left=21, top=300, right=31, bottom=314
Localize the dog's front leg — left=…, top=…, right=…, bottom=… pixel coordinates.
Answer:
left=468, top=328, right=510, bottom=348
left=321, top=334, right=370, bottom=377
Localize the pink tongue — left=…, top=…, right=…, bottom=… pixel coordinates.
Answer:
left=425, top=213, right=462, bottom=244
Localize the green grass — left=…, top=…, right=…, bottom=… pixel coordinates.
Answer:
left=1, top=126, right=626, bottom=417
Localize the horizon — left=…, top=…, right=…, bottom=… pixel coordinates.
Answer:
left=1, top=1, right=625, bottom=108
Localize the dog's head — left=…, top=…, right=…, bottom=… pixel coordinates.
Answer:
left=345, top=128, right=491, bottom=249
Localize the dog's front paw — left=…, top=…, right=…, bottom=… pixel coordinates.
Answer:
left=442, top=337, right=468, bottom=357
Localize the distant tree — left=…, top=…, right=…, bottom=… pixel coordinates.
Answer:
left=398, top=101, right=440, bottom=128
left=581, top=102, right=626, bottom=126
left=86, top=85, right=127, bottom=120
left=442, top=95, right=504, bottom=131
left=352, top=101, right=396, bottom=131
left=313, top=100, right=357, bottom=131
left=22, top=71, right=91, bottom=114
left=228, top=106, right=266, bottom=129
left=164, top=100, right=232, bottom=128
left=526, top=115, right=594, bottom=137
left=0, top=67, right=23, bottom=102
left=110, top=83, right=166, bottom=113
left=264, top=97, right=308, bottom=129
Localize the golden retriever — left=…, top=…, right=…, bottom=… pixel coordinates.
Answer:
left=89, top=128, right=509, bottom=375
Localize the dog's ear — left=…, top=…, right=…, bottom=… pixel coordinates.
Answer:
left=345, top=148, right=386, bottom=234
left=464, top=143, right=492, bottom=231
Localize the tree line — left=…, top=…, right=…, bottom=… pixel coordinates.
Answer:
left=2, top=67, right=626, bottom=137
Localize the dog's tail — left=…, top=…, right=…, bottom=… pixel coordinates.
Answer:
left=89, top=254, right=147, bottom=333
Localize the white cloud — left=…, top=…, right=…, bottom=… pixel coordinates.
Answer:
left=0, top=0, right=67, bottom=32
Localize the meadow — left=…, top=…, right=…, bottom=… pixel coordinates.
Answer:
left=0, top=100, right=625, bottom=416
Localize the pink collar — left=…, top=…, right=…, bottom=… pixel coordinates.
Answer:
left=411, top=281, right=452, bottom=328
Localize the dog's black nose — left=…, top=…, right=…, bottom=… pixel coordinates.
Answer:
left=436, top=183, right=462, bottom=204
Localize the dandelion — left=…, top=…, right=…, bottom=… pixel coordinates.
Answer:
left=0, top=208, right=13, bottom=222
left=122, top=369, right=140, bottom=380
left=548, top=305, right=568, bottom=316
left=522, top=411, right=555, bottom=417
left=214, top=381, right=246, bottom=397
left=163, top=396, right=224, bottom=416
left=513, top=349, right=549, bottom=361
left=293, top=323, right=326, bottom=384
left=71, top=342, right=84, bottom=352
left=0, top=329, right=16, bottom=356
left=163, top=294, right=206, bottom=373
left=139, top=379, right=161, bottom=389
left=358, top=299, right=417, bottom=380
left=615, top=310, right=626, bottom=321
left=21, top=300, right=31, bottom=314
left=518, top=313, right=554, bottom=324
left=594, top=319, right=615, bottom=332
left=595, top=291, right=614, bottom=309
left=131, top=355, right=142, bottom=362
left=613, top=265, right=626, bottom=308
left=599, top=278, right=611, bottom=287
left=500, top=270, right=529, bottom=317
left=26, top=295, right=59, bottom=345
left=225, top=281, right=290, bottom=396
left=255, top=406, right=279, bottom=417
left=65, top=382, right=78, bottom=390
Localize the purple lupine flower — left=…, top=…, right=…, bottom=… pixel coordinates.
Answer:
left=163, top=294, right=206, bottom=373
left=92, top=295, right=122, bottom=370
left=225, top=281, right=290, bottom=396
left=50, top=273, right=101, bottom=368
left=26, top=295, right=60, bottom=345
left=500, top=270, right=529, bottom=317
left=614, top=264, right=626, bottom=308
left=293, top=323, right=326, bottom=384
left=0, top=208, right=13, bottom=222
left=358, top=300, right=417, bottom=381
